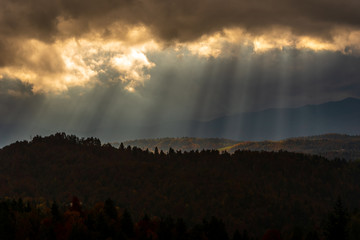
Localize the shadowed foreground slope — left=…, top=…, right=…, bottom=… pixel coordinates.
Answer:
left=1, top=133, right=360, bottom=237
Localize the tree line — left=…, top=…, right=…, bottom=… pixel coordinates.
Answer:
left=0, top=197, right=355, bottom=240
left=1, top=133, right=360, bottom=238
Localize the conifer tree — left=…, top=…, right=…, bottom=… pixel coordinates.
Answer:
left=324, top=197, right=349, bottom=240
left=121, top=209, right=134, bottom=238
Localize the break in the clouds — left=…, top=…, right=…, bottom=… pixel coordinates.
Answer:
left=1, top=0, right=360, bottom=92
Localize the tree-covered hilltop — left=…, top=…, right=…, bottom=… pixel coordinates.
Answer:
left=121, top=137, right=238, bottom=152
left=1, top=133, right=360, bottom=238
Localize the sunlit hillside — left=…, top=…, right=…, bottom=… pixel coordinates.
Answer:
left=123, top=134, right=360, bottom=161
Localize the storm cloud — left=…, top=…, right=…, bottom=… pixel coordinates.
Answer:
left=1, top=0, right=360, bottom=145
left=1, top=0, right=360, bottom=41
left=0, top=0, right=359, bottom=91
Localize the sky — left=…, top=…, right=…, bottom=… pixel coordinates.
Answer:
left=1, top=0, right=360, bottom=145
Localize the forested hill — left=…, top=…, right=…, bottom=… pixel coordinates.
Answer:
left=1, top=133, right=360, bottom=238
left=120, top=137, right=238, bottom=152
left=123, top=134, right=360, bottom=161
left=221, top=134, right=360, bottom=160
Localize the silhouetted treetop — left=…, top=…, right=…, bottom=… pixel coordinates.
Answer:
left=1, top=133, right=360, bottom=237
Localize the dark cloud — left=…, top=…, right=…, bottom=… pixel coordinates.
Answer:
left=0, top=78, right=35, bottom=96
left=0, top=0, right=60, bottom=41
left=0, top=39, right=18, bottom=67
left=1, top=0, right=359, bottom=43
left=0, top=0, right=359, bottom=85
left=116, top=0, right=360, bottom=41
left=1, top=0, right=360, bottom=147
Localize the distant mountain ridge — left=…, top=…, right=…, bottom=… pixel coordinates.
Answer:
left=134, top=97, right=360, bottom=141
left=189, top=97, right=360, bottom=140
left=124, top=134, right=360, bottom=161
left=1, top=97, right=360, bottom=147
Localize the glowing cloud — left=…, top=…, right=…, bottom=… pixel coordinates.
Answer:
left=111, top=49, right=155, bottom=90
left=181, top=27, right=360, bottom=58
left=0, top=27, right=159, bottom=93
left=1, top=0, right=360, bottom=94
